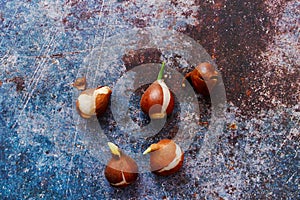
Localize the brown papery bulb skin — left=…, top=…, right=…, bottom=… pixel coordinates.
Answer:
left=153, top=154, right=184, bottom=176
left=140, top=81, right=174, bottom=118
left=185, top=62, right=219, bottom=97
left=72, top=77, right=87, bottom=90
left=95, top=87, right=112, bottom=115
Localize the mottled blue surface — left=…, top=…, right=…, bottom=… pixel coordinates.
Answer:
left=1, top=0, right=299, bottom=199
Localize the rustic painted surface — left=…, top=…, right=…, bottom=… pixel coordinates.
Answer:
left=0, top=0, right=299, bottom=199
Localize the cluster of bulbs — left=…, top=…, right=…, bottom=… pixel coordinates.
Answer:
left=75, top=62, right=219, bottom=187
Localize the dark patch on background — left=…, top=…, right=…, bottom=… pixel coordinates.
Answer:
left=180, top=0, right=294, bottom=115
left=8, top=76, right=25, bottom=92
left=62, top=0, right=103, bottom=30
left=122, top=48, right=162, bottom=70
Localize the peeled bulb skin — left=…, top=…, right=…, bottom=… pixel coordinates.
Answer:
left=140, top=80, right=174, bottom=119
left=76, top=86, right=112, bottom=119
left=143, top=139, right=184, bottom=176
left=185, top=62, right=219, bottom=97
left=104, top=142, right=138, bottom=187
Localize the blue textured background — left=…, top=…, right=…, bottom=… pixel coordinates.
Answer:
left=0, top=0, right=299, bottom=199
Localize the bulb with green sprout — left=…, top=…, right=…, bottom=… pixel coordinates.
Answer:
left=140, top=62, right=175, bottom=119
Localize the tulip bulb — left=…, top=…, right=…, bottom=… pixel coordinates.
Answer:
left=184, top=62, right=219, bottom=96
left=104, top=142, right=138, bottom=187
left=143, top=139, right=184, bottom=176
left=76, top=86, right=112, bottom=118
left=140, top=62, right=174, bottom=119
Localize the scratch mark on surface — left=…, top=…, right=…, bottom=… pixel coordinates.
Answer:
left=90, top=1, right=113, bottom=87
left=12, top=30, right=58, bottom=129
left=286, top=172, right=296, bottom=183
